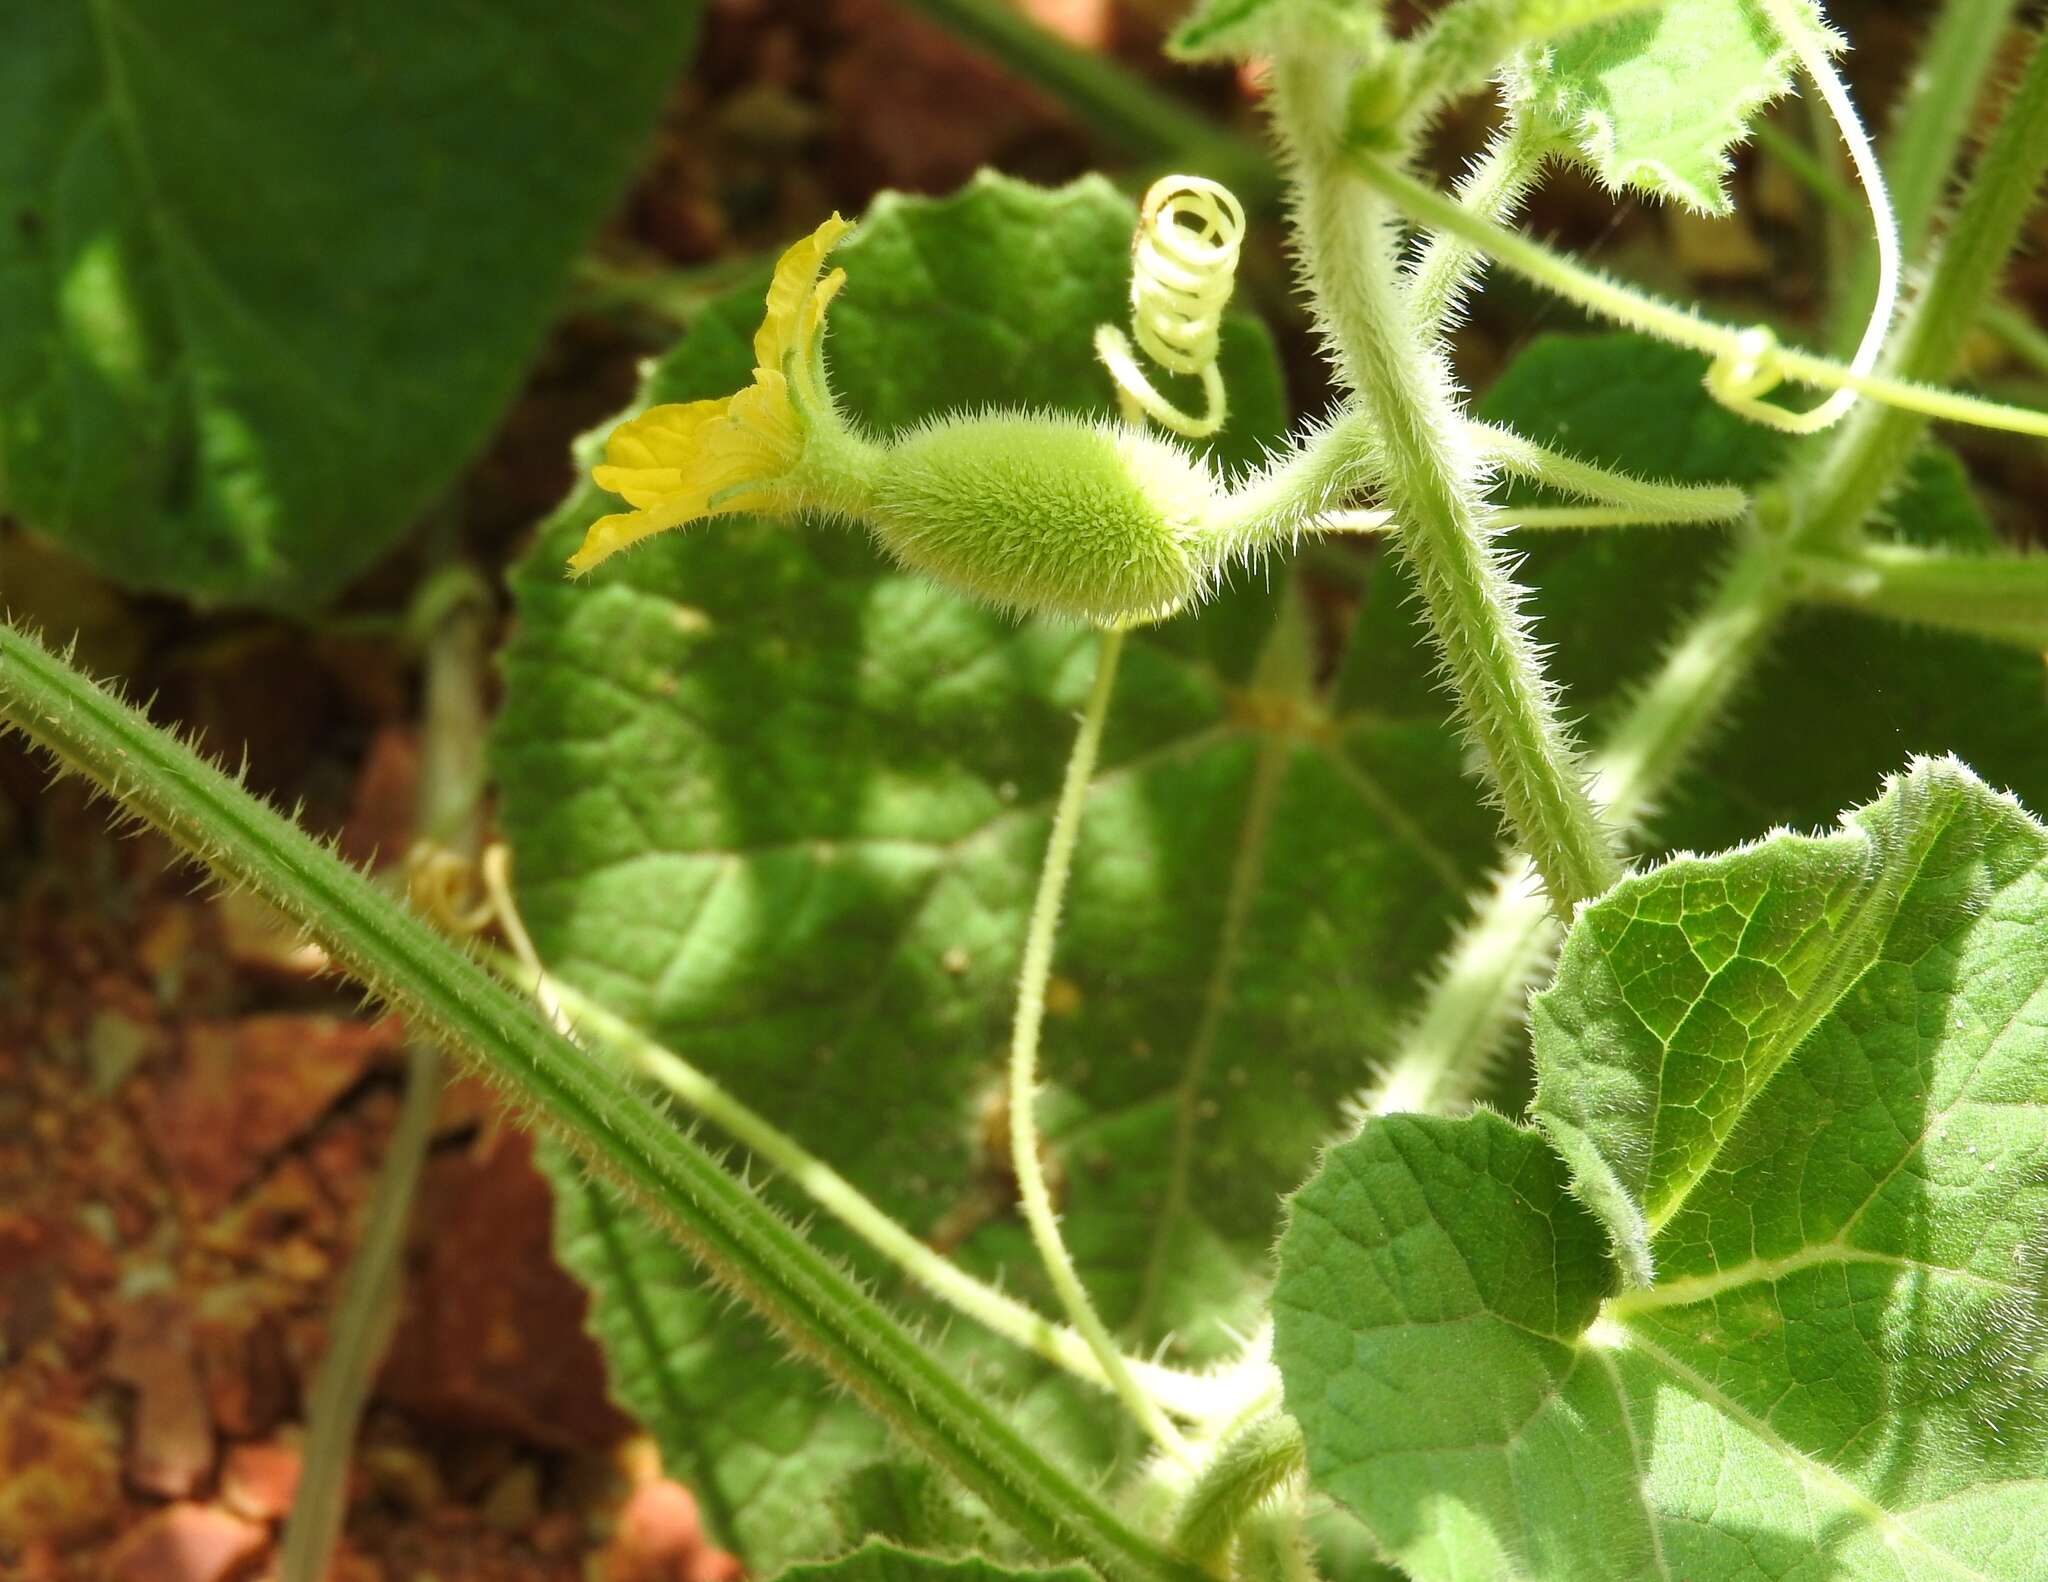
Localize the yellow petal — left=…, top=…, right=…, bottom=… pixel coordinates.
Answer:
left=794, top=267, right=847, bottom=363
left=603, top=398, right=730, bottom=469
left=755, top=213, right=852, bottom=373
left=567, top=500, right=705, bottom=575
left=723, top=368, right=802, bottom=454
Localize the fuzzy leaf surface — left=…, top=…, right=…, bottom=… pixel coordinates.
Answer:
left=498, top=172, right=1498, bottom=1569
left=1277, top=761, right=2048, bottom=1582
left=0, top=0, right=696, bottom=608
left=1503, top=0, right=1820, bottom=213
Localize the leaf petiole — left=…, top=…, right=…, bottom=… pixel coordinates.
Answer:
left=1005, top=628, right=1194, bottom=1460
left=494, top=947, right=1226, bottom=1422
left=1360, top=154, right=2048, bottom=440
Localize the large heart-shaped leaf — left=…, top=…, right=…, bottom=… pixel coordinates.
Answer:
left=0, top=0, right=699, bottom=608
left=1276, top=760, right=2048, bottom=1581
left=497, top=172, right=1499, bottom=1569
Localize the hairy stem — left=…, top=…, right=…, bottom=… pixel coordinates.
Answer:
left=1406, top=118, right=1550, bottom=334
left=1170, top=1412, right=1307, bottom=1572
left=1800, top=25, right=2048, bottom=546
left=1273, top=53, right=1622, bottom=920
left=1721, top=0, right=1899, bottom=435
left=1829, top=0, right=2023, bottom=352
left=0, top=620, right=1201, bottom=1582
left=1792, top=542, right=2048, bottom=650
left=1360, top=154, right=2048, bottom=438
left=1322, top=504, right=1743, bottom=535
left=1474, top=424, right=1750, bottom=520
left=279, top=570, right=488, bottom=1582
left=521, top=960, right=1222, bottom=1422
left=1006, top=628, right=1191, bottom=1458
left=1362, top=27, right=2048, bottom=1120
left=1362, top=536, right=1797, bottom=1116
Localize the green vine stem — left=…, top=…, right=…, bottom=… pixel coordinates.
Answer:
left=507, top=956, right=1224, bottom=1422
left=1404, top=118, right=1550, bottom=332
left=0, top=618, right=1204, bottom=1582
left=1359, top=153, right=2048, bottom=439
left=1168, top=1411, right=1307, bottom=1572
left=1828, top=0, right=2022, bottom=352
left=1322, top=504, right=1742, bottom=534
left=279, top=566, right=489, bottom=1582
left=1792, top=543, right=2048, bottom=650
left=1798, top=24, right=2048, bottom=546
left=1004, top=627, right=1193, bottom=1459
left=1983, top=301, right=2048, bottom=383
left=1474, top=424, right=1750, bottom=521
left=1363, top=526, right=1801, bottom=1116
left=1271, top=51, right=1623, bottom=920
left=1361, top=25, right=2048, bottom=1120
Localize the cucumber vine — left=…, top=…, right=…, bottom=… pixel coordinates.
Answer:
left=5, top=3, right=2048, bottom=1580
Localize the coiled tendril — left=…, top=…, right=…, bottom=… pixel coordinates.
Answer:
left=1705, top=0, right=1898, bottom=435
left=1095, top=174, right=1247, bottom=439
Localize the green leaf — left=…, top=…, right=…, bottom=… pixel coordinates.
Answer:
left=497, top=171, right=1500, bottom=1566
left=545, top=1159, right=889, bottom=1563
left=1503, top=0, right=1825, bottom=214
left=1166, top=0, right=1372, bottom=63
left=777, top=1540, right=1093, bottom=1582
left=1276, top=760, right=2048, bottom=1582
left=0, top=1, right=698, bottom=609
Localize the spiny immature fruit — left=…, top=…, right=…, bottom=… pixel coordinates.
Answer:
left=867, top=413, right=1215, bottom=624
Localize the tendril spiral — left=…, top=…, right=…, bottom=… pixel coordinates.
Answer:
left=1095, top=174, right=1247, bottom=439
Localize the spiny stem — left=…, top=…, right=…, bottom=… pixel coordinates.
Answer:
left=1359, top=154, right=2048, bottom=439
left=1272, top=53, right=1622, bottom=920
left=1473, top=424, right=1751, bottom=521
left=1362, top=25, right=2048, bottom=1121
left=1320, top=505, right=1740, bottom=535
left=0, top=618, right=1202, bottom=1582
left=1361, top=540, right=1798, bottom=1117
left=1007, top=627, right=1191, bottom=1460
left=511, top=954, right=1225, bottom=1423
left=1406, top=116, right=1550, bottom=334
left=279, top=570, right=489, bottom=1582
left=1169, top=1411, right=1306, bottom=1572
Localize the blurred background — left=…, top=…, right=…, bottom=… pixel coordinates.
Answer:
left=2, top=2, right=2042, bottom=1579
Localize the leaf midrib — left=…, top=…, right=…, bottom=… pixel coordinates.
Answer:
left=1642, top=793, right=1955, bottom=1235
left=1612, top=1327, right=2000, bottom=1582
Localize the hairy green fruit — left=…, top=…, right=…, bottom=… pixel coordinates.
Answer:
left=867, top=414, right=1216, bottom=624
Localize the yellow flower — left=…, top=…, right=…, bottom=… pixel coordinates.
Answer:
left=569, top=214, right=853, bottom=574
